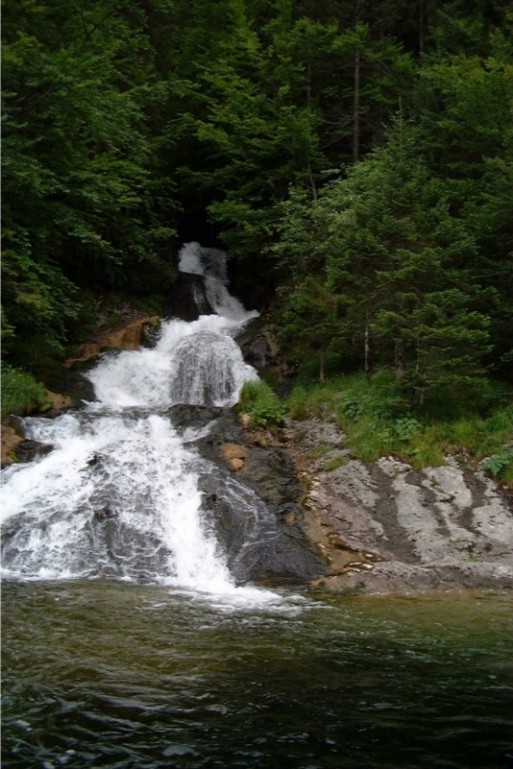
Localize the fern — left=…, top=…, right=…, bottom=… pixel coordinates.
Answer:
left=482, top=448, right=513, bottom=479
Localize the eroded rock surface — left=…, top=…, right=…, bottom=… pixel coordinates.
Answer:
left=282, top=417, right=513, bottom=594
left=169, top=405, right=328, bottom=584
left=65, top=314, right=160, bottom=368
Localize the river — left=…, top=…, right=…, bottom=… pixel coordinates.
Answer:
left=2, top=582, right=512, bottom=769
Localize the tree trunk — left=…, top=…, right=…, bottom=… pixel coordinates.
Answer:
left=364, top=313, right=371, bottom=381
left=395, top=338, right=405, bottom=378
left=353, top=45, right=361, bottom=163
left=307, top=157, right=318, bottom=203
left=419, top=0, right=425, bottom=55
left=319, top=350, right=325, bottom=383
left=415, top=343, right=425, bottom=407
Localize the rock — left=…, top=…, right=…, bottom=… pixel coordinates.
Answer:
left=46, top=391, right=74, bottom=410
left=1, top=421, right=24, bottom=467
left=12, top=440, right=53, bottom=463
left=164, top=273, right=215, bottom=321
left=283, top=415, right=513, bottom=595
left=180, top=406, right=328, bottom=584
left=94, top=505, right=116, bottom=522
left=65, top=314, right=160, bottom=369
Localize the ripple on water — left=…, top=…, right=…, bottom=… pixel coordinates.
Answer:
left=2, top=582, right=513, bottom=769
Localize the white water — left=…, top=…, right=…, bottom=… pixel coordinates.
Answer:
left=1, top=244, right=290, bottom=609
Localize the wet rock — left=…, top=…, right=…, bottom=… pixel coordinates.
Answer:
left=190, top=408, right=327, bottom=584
left=94, top=505, right=116, bottom=522
left=164, top=273, right=215, bottom=321
left=239, top=321, right=279, bottom=369
left=166, top=404, right=226, bottom=434
left=87, top=453, right=103, bottom=467
left=13, top=440, right=54, bottom=463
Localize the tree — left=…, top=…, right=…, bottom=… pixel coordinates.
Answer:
left=1, top=0, right=177, bottom=364
left=277, top=276, right=338, bottom=382
left=274, top=119, right=494, bottom=405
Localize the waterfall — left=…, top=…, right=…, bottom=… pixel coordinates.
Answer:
left=0, top=243, right=289, bottom=604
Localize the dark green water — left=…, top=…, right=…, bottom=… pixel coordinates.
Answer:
left=2, top=581, right=512, bottom=769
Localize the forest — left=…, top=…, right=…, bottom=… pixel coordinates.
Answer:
left=2, top=0, right=512, bottom=476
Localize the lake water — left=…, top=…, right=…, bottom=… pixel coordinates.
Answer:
left=2, top=581, right=512, bottom=769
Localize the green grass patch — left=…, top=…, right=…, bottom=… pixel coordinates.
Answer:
left=307, top=443, right=334, bottom=460
left=285, top=368, right=513, bottom=485
left=238, top=379, right=287, bottom=428
left=324, top=456, right=347, bottom=472
left=1, top=364, right=49, bottom=416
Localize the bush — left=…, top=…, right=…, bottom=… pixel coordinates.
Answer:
left=238, top=380, right=287, bottom=428
left=1, top=364, right=49, bottom=416
left=482, top=448, right=513, bottom=483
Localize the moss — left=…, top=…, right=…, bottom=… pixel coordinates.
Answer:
left=324, top=456, right=347, bottom=472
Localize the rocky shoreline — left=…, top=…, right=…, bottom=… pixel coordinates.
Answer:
left=282, top=416, right=513, bottom=594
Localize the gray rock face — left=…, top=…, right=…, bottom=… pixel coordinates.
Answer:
left=170, top=406, right=328, bottom=585
left=283, top=417, right=513, bottom=594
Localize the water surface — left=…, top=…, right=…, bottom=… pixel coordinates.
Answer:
left=2, top=581, right=512, bottom=769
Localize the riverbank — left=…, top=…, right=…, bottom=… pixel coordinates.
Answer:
left=284, top=416, right=513, bottom=594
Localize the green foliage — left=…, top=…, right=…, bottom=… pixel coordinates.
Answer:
left=324, top=456, right=347, bottom=472
left=276, top=276, right=338, bottom=382
left=1, top=365, right=49, bottom=416
left=2, top=0, right=512, bottom=416
left=285, top=368, right=513, bottom=479
left=392, top=417, right=421, bottom=442
left=238, top=379, right=287, bottom=428
left=275, top=113, right=502, bottom=405
left=340, top=399, right=363, bottom=421
left=482, top=449, right=513, bottom=484
left=2, top=0, right=178, bottom=367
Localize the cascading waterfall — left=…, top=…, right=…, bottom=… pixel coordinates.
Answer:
left=0, top=243, right=288, bottom=605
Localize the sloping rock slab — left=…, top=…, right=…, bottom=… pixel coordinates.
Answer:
left=169, top=405, right=327, bottom=584
left=284, top=417, right=513, bottom=595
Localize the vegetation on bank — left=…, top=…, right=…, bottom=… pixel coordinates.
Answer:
left=238, top=379, right=287, bottom=429
left=1, top=365, right=49, bottom=417
left=240, top=373, right=513, bottom=486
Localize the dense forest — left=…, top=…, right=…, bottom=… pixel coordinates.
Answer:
left=2, top=1, right=512, bottom=434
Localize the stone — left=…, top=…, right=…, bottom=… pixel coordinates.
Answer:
left=1, top=422, right=24, bottom=466
left=283, top=415, right=513, bottom=595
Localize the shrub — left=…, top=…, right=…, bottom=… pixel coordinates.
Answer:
left=238, top=379, right=287, bottom=428
left=1, top=364, right=49, bottom=416
left=482, top=448, right=513, bottom=482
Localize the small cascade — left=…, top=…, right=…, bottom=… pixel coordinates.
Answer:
left=170, top=332, right=240, bottom=406
left=1, top=243, right=293, bottom=603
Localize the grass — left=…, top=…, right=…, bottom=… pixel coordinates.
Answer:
left=284, top=368, right=513, bottom=487
left=324, top=456, right=347, bottom=472
left=1, top=365, right=49, bottom=416
left=238, top=379, right=287, bottom=428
